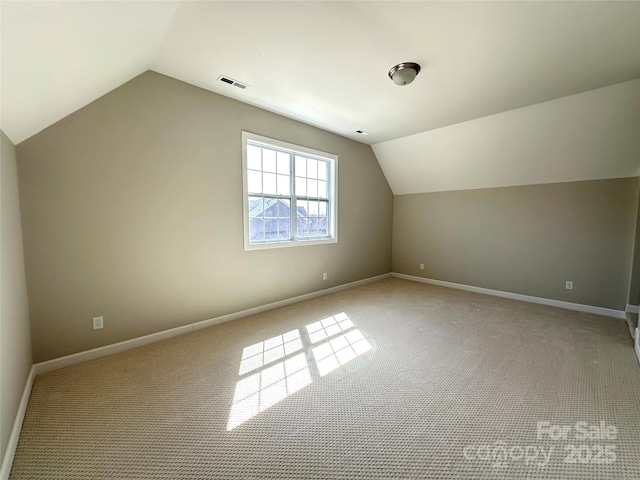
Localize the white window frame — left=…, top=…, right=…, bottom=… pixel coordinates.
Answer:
left=242, top=131, right=338, bottom=251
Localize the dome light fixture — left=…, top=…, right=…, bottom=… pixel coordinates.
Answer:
left=388, top=62, right=421, bottom=86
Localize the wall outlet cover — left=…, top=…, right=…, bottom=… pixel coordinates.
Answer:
left=92, top=316, right=104, bottom=330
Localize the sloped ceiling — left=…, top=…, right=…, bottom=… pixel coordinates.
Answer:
left=0, top=1, right=180, bottom=145
left=2, top=1, right=639, bottom=193
left=374, top=80, right=640, bottom=194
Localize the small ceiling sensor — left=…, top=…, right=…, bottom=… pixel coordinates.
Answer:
left=388, top=62, right=421, bottom=86
left=355, top=130, right=370, bottom=135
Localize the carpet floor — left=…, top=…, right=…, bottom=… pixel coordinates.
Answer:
left=10, top=278, right=640, bottom=479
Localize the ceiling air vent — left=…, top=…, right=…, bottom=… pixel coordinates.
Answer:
left=217, top=75, right=249, bottom=90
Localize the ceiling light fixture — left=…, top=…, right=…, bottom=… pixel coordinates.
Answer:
left=355, top=130, right=370, bottom=135
left=388, top=62, right=421, bottom=86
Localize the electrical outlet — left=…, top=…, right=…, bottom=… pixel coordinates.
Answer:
left=565, top=281, right=573, bottom=290
left=92, top=316, right=104, bottom=330
left=419, top=264, right=425, bottom=270
left=322, top=273, right=328, bottom=280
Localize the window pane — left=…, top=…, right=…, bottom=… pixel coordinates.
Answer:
left=249, top=218, right=265, bottom=242
left=318, top=180, right=327, bottom=199
left=319, top=201, right=327, bottom=217
left=276, top=199, right=290, bottom=218
left=263, top=199, right=278, bottom=218
left=295, top=156, right=306, bottom=177
left=297, top=217, right=309, bottom=238
left=318, top=161, right=327, bottom=181
left=265, top=218, right=279, bottom=240
left=309, top=217, right=319, bottom=237
left=248, top=170, right=262, bottom=194
left=307, top=159, right=318, bottom=179
left=278, top=219, right=290, bottom=240
left=317, top=217, right=328, bottom=236
left=277, top=152, right=289, bottom=174
left=263, top=173, right=277, bottom=195
left=247, top=145, right=262, bottom=170
left=295, top=176, right=306, bottom=196
left=307, top=179, right=318, bottom=198
left=249, top=197, right=263, bottom=218
left=297, top=200, right=308, bottom=217
left=308, top=200, right=319, bottom=216
left=277, top=174, right=290, bottom=195
left=263, top=149, right=277, bottom=173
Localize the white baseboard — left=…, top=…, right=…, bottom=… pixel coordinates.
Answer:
left=626, top=304, right=639, bottom=314
left=0, top=366, right=35, bottom=480
left=33, top=324, right=194, bottom=374
left=391, top=273, right=625, bottom=319
left=34, top=273, right=391, bottom=375
left=190, top=273, right=390, bottom=331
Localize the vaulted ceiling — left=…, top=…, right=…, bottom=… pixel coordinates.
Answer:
left=2, top=1, right=639, bottom=192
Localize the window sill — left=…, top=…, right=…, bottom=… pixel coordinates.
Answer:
left=244, top=237, right=338, bottom=251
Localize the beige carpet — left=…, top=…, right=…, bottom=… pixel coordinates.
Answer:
left=11, top=278, right=640, bottom=479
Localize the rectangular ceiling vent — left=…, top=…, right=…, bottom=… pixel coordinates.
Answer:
left=217, top=75, right=248, bottom=90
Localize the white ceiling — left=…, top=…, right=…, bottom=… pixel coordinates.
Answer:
left=373, top=79, right=640, bottom=194
left=2, top=1, right=639, bottom=191
left=1, top=1, right=180, bottom=145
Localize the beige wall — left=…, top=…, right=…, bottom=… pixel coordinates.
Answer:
left=1, top=131, right=32, bottom=463
left=627, top=191, right=640, bottom=307
left=392, top=178, right=638, bottom=310
left=17, top=72, right=393, bottom=363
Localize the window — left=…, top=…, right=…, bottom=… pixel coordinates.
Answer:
left=242, top=132, right=337, bottom=250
